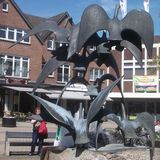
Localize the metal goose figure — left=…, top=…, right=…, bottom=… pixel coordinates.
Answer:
left=28, top=76, right=123, bottom=147
left=32, top=39, right=120, bottom=94
left=76, top=4, right=154, bottom=66
left=99, top=112, right=155, bottom=160
left=88, top=74, right=127, bottom=149
left=9, top=4, right=154, bottom=93
left=93, top=74, right=127, bottom=119
left=30, top=3, right=154, bottom=93
left=29, top=2, right=154, bottom=92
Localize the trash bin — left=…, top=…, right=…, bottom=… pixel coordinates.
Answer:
left=2, top=117, right=16, bottom=127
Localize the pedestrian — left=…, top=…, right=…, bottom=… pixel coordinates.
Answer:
left=155, top=120, right=160, bottom=133
left=29, top=106, right=45, bottom=156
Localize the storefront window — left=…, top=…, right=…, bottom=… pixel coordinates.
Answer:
left=147, top=102, right=155, bottom=114
left=128, top=102, right=145, bottom=115
left=156, top=102, right=160, bottom=114
left=0, top=55, right=29, bottom=78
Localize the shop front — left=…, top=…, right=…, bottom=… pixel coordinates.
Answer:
left=109, top=92, right=160, bottom=121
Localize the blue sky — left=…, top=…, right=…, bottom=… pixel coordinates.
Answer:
left=15, top=0, right=160, bottom=35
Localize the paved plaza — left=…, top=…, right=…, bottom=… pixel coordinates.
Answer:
left=0, top=120, right=57, bottom=160
left=0, top=120, right=159, bottom=160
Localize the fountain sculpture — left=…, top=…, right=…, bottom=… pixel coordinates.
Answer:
left=11, top=4, right=155, bottom=160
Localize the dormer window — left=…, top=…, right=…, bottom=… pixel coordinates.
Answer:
left=47, top=39, right=55, bottom=50
left=2, top=2, right=8, bottom=12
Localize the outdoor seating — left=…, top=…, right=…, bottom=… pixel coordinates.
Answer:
left=5, top=131, right=55, bottom=156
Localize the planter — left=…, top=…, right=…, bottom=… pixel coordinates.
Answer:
left=2, top=117, right=16, bottom=127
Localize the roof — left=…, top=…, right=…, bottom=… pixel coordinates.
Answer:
left=154, top=36, right=160, bottom=43
left=41, top=12, right=73, bottom=41
left=10, top=0, right=43, bottom=44
left=48, top=12, right=70, bottom=24
left=46, top=90, right=91, bottom=100
left=24, top=14, right=46, bottom=27
left=24, top=12, right=70, bottom=28
left=3, top=86, right=53, bottom=94
left=24, top=12, right=73, bottom=42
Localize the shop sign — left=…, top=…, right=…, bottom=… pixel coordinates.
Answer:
left=133, top=75, right=158, bottom=92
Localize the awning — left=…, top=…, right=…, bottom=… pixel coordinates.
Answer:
left=3, top=86, right=52, bottom=94
left=109, top=92, right=160, bottom=99
left=46, top=90, right=91, bottom=100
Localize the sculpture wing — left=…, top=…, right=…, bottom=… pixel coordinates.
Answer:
left=87, top=47, right=120, bottom=78
left=67, top=24, right=80, bottom=59
left=56, top=77, right=89, bottom=105
left=96, top=74, right=127, bottom=119
left=77, top=4, right=110, bottom=52
left=97, top=54, right=120, bottom=78
left=10, top=20, right=66, bottom=47
left=135, top=112, right=155, bottom=159
left=107, top=115, right=138, bottom=139
left=87, top=76, right=123, bottom=126
left=28, top=93, right=75, bottom=131
left=32, top=57, right=66, bottom=93
left=121, top=10, right=154, bottom=58
left=136, top=112, right=155, bottom=148
left=106, top=113, right=122, bottom=128
left=120, top=40, right=143, bottom=66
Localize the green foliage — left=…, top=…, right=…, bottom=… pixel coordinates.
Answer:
left=147, top=55, right=160, bottom=75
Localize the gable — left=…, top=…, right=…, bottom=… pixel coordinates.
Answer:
left=0, top=0, right=43, bottom=44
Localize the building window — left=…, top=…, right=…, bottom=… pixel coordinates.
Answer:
left=0, top=55, right=29, bottom=78
left=89, top=68, right=104, bottom=81
left=41, top=60, right=55, bottom=78
left=0, top=26, right=6, bottom=38
left=0, top=26, right=30, bottom=44
left=135, top=67, right=144, bottom=76
left=122, top=45, right=160, bottom=92
left=47, top=39, right=55, bottom=50
left=8, top=28, right=14, bottom=40
left=128, top=102, right=145, bottom=115
left=124, top=68, right=133, bottom=79
left=57, top=64, right=70, bottom=83
left=48, top=72, right=54, bottom=77
left=2, top=2, right=8, bottom=12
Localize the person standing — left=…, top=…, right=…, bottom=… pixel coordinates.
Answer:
left=29, top=106, right=44, bottom=156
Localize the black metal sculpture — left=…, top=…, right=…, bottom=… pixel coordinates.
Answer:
left=11, top=4, right=154, bottom=92
left=10, top=3, right=155, bottom=160
left=28, top=76, right=122, bottom=144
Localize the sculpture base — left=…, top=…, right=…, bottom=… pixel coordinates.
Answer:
left=41, top=146, right=153, bottom=160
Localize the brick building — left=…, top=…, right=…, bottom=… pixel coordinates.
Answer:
left=0, top=0, right=108, bottom=118
left=0, top=0, right=160, bottom=121
left=110, top=38, right=160, bottom=120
